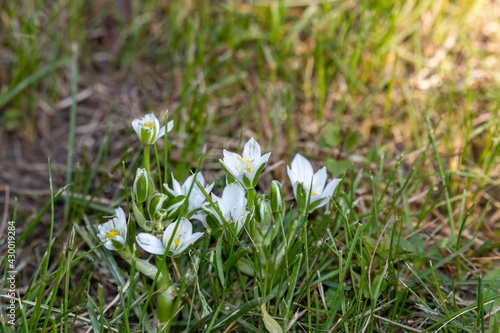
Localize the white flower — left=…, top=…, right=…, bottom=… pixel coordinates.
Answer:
left=132, top=112, right=174, bottom=145
left=207, top=182, right=249, bottom=233
left=97, top=207, right=128, bottom=251
left=287, top=154, right=341, bottom=210
left=136, top=218, right=203, bottom=256
left=164, top=173, right=214, bottom=215
left=220, top=137, right=271, bottom=188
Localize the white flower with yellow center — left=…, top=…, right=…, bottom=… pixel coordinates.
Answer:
left=132, top=113, right=174, bottom=145
left=136, top=218, right=203, bottom=256
left=220, top=137, right=271, bottom=188
left=164, top=172, right=214, bottom=215
left=97, top=207, right=128, bottom=251
left=206, top=182, right=249, bottom=234
left=287, top=154, right=341, bottom=210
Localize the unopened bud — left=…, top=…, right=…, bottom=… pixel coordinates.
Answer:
left=255, top=197, right=273, bottom=246
left=295, top=182, right=308, bottom=213
left=270, top=180, right=284, bottom=214
left=148, top=192, right=169, bottom=221
left=133, top=168, right=154, bottom=203
left=256, top=197, right=272, bottom=228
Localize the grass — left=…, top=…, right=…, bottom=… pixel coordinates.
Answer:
left=1, top=0, right=500, bottom=332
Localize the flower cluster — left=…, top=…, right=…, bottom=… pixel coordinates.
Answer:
left=95, top=111, right=342, bottom=331
left=97, top=111, right=342, bottom=255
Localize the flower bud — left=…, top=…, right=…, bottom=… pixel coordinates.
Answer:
left=133, top=168, right=154, bottom=203
left=255, top=197, right=273, bottom=246
left=270, top=180, right=284, bottom=214
left=295, top=182, right=308, bottom=213
left=148, top=192, right=169, bottom=221
left=256, top=197, right=272, bottom=228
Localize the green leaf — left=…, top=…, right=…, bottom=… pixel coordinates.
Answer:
left=216, top=237, right=225, bottom=288
left=326, top=158, right=350, bottom=177
left=261, top=303, right=282, bottom=333
left=322, top=123, right=343, bottom=148
left=345, top=131, right=361, bottom=151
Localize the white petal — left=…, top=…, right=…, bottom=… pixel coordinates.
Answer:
left=131, top=119, right=141, bottom=136
left=205, top=182, right=214, bottom=194
left=163, top=218, right=192, bottom=254
left=291, top=154, right=314, bottom=182
left=312, top=167, right=327, bottom=195
left=310, top=196, right=330, bottom=208
left=222, top=183, right=246, bottom=217
left=113, top=235, right=125, bottom=246
left=115, top=207, right=126, bottom=225
left=163, top=183, right=175, bottom=196
left=103, top=240, right=117, bottom=251
left=243, top=137, right=261, bottom=159
left=167, top=120, right=174, bottom=133
left=183, top=174, right=196, bottom=193
left=192, top=212, right=208, bottom=228
left=322, top=178, right=341, bottom=198
left=195, top=172, right=205, bottom=186
left=235, top=211, right=249, bottom=234
left=152, top=114, right=160, bottom=129
left=255, top=152, right=271, bottom=166
left=171, top=173, right=183, bottom=195
left=188, top=191, right=207, bottom=212
left=157, top=126, right=166, bottom=140
left=222, top=150, right=243, bottom=176
left=184, top=231, right=203, bottom=247
left=136, top=233, right=165, bottom=255
left=144, top=113, right=156, bottom=123
left=286, top=166, right=299, bottom=187
left=291, top=181, right=299, bottom=200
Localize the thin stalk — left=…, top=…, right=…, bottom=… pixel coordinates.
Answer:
left=164, top=110, right=170, bottom=185
left=144, top=145, right=151, bottom=175
left=64, top=43, right=79, bottom=220
left=155, top=257, right=173, bottom=333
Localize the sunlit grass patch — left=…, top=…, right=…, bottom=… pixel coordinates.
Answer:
left=1, top=0, right=499, bottom=332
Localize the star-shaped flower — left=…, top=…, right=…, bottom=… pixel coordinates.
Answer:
left=287, top=154, right=341, bottom=211
left=220, top=137, right=271, bottom=189
left=97, top=207, right=128, bottom=251
left=136, top=218, right=203, bottom=256
left=132, top=113, right=173, bottom=145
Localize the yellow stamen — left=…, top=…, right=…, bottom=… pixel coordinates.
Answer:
left=143, top=121, right=154, bottom=127
left=245, top=167, right=253, bottom=172
left=106, top=229, right=120, bottom=239
left=174, top=238, right=181, bottom=248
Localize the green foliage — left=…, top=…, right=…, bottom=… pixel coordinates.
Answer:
left=1, top=0, right=499, bottom=332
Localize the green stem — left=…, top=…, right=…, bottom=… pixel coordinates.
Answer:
left=155, top=257, right=173, bottom=332
left=163, top=110, right=169, bottom=187
left=144, top=145, right=151, bottom=175
left=153, top=144, right=163, bottom=189
left=246, top=188, right=257, bottom=211
left=118, top=249, right=158, bottom=279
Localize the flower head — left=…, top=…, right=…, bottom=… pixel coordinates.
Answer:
left=97, top=207, right=128, bottom=251
left=164, top=173, right=214, bottom=215
left=220, top=137, right=271, bottom=189
left=132, top=112, right=174, bottom=145
left=136, top=218, right=203, bottom=256
left=205, top=182, right=249, bottom=233
left=287, top=154, right=341, bottom=211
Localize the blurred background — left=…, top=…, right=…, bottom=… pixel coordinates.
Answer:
left=0, top=0, right=499, bottom=236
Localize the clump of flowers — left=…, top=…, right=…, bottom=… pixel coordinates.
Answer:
left=95, top=110, right=342, bottom=332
